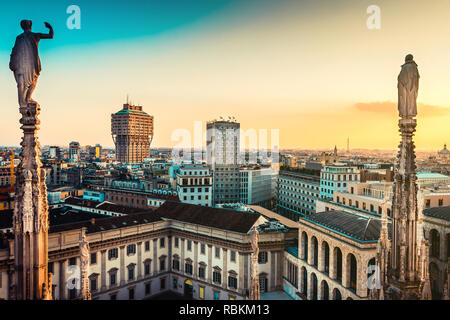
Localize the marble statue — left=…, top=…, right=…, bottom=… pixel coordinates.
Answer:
left=9, top=20, right=53, bottom=107
left=80, top=234, right=91, bottom=300
left=397, top=54, right=420, bottom=118
left=249, top=226, right=260, bottom=300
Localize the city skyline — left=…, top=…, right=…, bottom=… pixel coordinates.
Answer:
left=1, top=0, right=450, bottom=150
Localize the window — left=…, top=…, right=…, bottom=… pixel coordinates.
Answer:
left=426, top=199, right=431, bottom=208
left=145, top=283, right=151, bottom=295
left=213, top=291, right=220, bottom=300
left=173, top=278, right=178, bottom=289
left=228, top=276, right=237, bottom=289
left=160, top=258, right=166, bottom=271
left=145, top=241, right=150, bottom=251
left=439, top=199, right=444, bottom=206
left=198, top=266, right=206, bottom=279
left=259, top=277, right=268, bottom=293
left=258, top=252, right=268, bottom=264
left=129, top=288, right=135, bottom=300
left=160, top=277, right=166, bottom=289
left=173, top=259, right=180, bottom=271
left=230, top=250, right=236, bottom=262
left=90, top=253, right=97, bottom=265
left=215, top=247, right=220, bottom=258
left=187, top=240, right=192, bottom=251
left=127, top=244, right=136, bottom=256
left=110, top=273, right=117, bottom=286
left=201, top=244, right=206, bottom=255
left=90, top=278, right=97, bottom=291
left=185, top=263, right=193, bottom=275
left=108, top=248, right=118, bottom=260
left=199, top=286, right=205, bottom=299
left=174, top=237, right=179, bottom=248
left=69, top=257, right=76, bottom=265
left=145, top=263, right=151, bottom=275
left=160, top=238, right=165, bottom=248
left=128, top=267, right=135, bottom=280
left=213, top=271, right=221, bottom=284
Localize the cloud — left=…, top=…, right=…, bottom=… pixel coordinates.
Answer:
left=353, top=101, right=450, bottom=118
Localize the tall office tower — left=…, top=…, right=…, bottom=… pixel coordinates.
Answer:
left=111, top=103, right=154, bottom=164
left=206, top=119, right=240, bottom=205
left=69, top=141, right=80, bottom=161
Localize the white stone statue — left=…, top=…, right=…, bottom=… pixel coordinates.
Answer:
left=79, top=234, right=91, bottom=300
left=249, top=226, right=260, bottom=300
left=397, top=54, right=420, bottom=118
left=10, top=20, right=53, bottom=107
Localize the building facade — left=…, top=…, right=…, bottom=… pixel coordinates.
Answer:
left=276, top=169, right=321, bottom=221
left=240, top=166, right=277, bottom=208
left=320, top=163, right=360, bottom=200
left=175, top=164, right=213, bottom=207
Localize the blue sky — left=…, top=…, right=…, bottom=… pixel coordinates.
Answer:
left=1, top=0, right=450, bottom=150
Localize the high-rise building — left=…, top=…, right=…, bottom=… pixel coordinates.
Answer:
left=206, top=119, right=240, bottom=205
left=69, top=141, right=80, bottom=161
left=111, top=103, right=154, bottom=164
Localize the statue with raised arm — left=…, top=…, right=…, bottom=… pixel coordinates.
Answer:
left=397, top=54, right=419, bottom=118
left=10, top=20, right=53, bottom=107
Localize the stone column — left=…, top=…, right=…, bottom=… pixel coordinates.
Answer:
left=193, top=241, right=198, bottom=278
left=181, top=239, right=185, bottom=272
left=207, top=245, right=212, bottom=284
left=270, top=251, right=276, bottom=291
left=238, top=253, right=245, bottom=295
left=222, top=248, right=227, bottom=289
left=59, top=259, right=67, bottom=300
left=318, top=242, right=324, bottom=272
left=153, top=239, right=157, bottom=274
left=342, top=251, right=349, bottom=288
left=119, top=246, right=125, bottom=285
left=101, top=250, right=106, bottom=291
left=13, top=103, right=50, bottom=300
left=137, top=242, right=142, bottom=279
left=53, top=261, right=60, bottom=300
left=329, top=248, right=335, bottom=279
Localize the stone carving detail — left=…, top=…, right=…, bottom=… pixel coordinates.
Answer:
left=372, top=55, right=431, bottom=300
left=80, top=234, right=92, bottom=300
left=249, top=226, right=260, bottom=300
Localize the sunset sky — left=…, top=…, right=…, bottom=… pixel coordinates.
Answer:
left=1, top=0, right=450, bottom=151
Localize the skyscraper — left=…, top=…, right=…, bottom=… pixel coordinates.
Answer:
left=111, top=103, right=154, bottom=164
left=206, top=119, right=240, bottom=205
left=69, top=141, right=80, bottom=161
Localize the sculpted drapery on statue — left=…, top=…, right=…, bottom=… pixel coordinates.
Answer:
left=397, top=54, right=420, bottom=118
left=9, top=20, right=53, bottom=107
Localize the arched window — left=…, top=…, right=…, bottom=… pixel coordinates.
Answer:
left=320, top=280, right=329, bottom=300
left=301, top=267, right=308, bottom=295
left=334, top=247, right=342, bottom=282
left=301, top=232, right=308, bottom=261
left=312, top=237, right=318, bottom=267
left=332, top=288, right=342, bottom=300
left=310, top=273, right=318, bottom=300
left=322, top=241, right=330, bottom=274
left=347, top=253, right=357, bottom=292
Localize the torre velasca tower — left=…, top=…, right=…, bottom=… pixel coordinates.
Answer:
left=111, top=103, right=154, bottom=164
